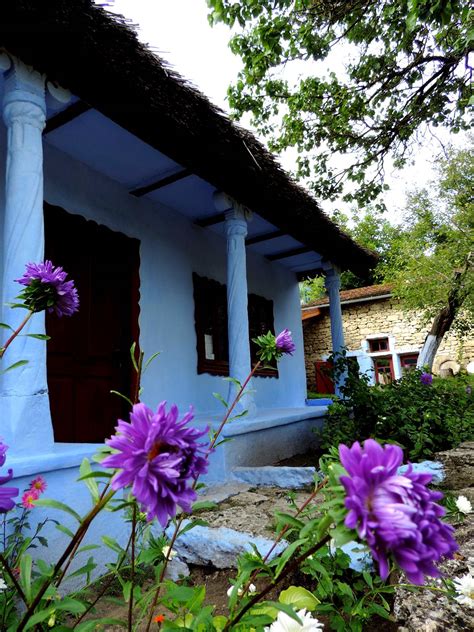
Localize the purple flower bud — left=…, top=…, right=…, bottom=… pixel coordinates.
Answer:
left=275, top=329, right=296, bottom=355
left=420, top=372, right=433, bottom=385
left=0, top=441, right=19, bottom=513
left=339, top=439, right=457, bottom=584
left=103, top=402, right=209, bottom=526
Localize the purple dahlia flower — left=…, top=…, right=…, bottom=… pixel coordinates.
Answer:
left=103, top=402, right=208, bottom=526
left=0, top=441, right=19, bottom=513
left=420, top=372, right=433, bottom=385
left=275, top=329, right=296, bottom=355
left=339, top=439, right=457, bottom=585
left=15, top=260, right=79, bottom=317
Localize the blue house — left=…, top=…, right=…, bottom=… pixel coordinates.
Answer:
left=0, top=0, right=375, bottom=512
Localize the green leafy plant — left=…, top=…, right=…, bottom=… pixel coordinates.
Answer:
left=317, top=354, right=474, bottom=460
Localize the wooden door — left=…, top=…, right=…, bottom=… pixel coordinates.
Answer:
left=315, top=361, right=335, bottom=394
left=44, top=204, right=140, bottom=443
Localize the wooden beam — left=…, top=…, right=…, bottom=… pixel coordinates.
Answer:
left=246, top=229, right=285, bottom=246
left=44, top=101, right=91, bottom=135
left=195, top=212, right=226, bottom=228
left=130, top=168, right=191, bottom=197
left=266, top=246, right=313, bottom=261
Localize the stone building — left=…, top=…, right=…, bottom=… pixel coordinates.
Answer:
left=302, top=284, right=474, bottom=391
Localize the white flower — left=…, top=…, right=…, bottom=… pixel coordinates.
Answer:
left=455, top=495, right=473, bottom=514
left=0, top=578, right=7, bottom=592
left=264, top=608, right=324, bottom=631
left=162, top=545, right=177, bottom=560
left=227, top=583, right=256, bottom=598
left=453, top=572, right=474, bottom=608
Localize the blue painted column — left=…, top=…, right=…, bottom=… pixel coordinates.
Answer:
left=224, top=207, right=256, bottom=415
left=324, top=267, right=346, bottom=397
left=0, top=56, right=52, bottom=453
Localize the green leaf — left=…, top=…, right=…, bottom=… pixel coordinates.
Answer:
left=274, top=512, right=304, bottom=530
left=8, top=302, right=29, bottom=310
left=23, top=608, right=55, bottom=631
left=213, top=615, right=228, bottom=631
left=55, top=597, right=87, bottom=614
left=279, top=586, right=319, bottom=610
left=19, top=553, right=32, bottom=602
left=55, top=523, right=75, bottom=538
left=75, top=618, right=127, bottom=631
left=273, top=538, right=306, bottom=578
left=76, top=543, right=100, bottom=553
left=223, top=376, right=242, bottom=389
left=130, top=342, right=139, bottom=372
left=178, top=518, right=209, bottom=536
left=191, top=500, right=218, bottom=512
left=264, top=601, right=303, bottom=624
left=213, top=392, right=229, bottom=408
left=34, top=498, right=82, bottom=523
left=77, top=470, right=113, bottom=481
left=1, top=359, right=29, bottom=374
left=101, top=535, right=125, bottom=554
left=0, top=322, right=13, bottom=330
left=144, top=351, right=161, bottom=371
left=22, top=333, right=50, bottom=340
left=67, top=559, right=97, bottom=580
left=79, top=458, right=99, bottom=502
left=110, top=390, right=133, bottom=406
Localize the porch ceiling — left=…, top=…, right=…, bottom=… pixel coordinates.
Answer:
left=41, top=100, right=324, bottom=275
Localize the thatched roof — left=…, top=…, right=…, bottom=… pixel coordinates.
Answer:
left=0, top=0, right=377, bottom=276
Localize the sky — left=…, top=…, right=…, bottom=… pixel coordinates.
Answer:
left=100, top=0, right=464, bottom=223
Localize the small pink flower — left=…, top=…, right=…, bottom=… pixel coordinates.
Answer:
left=29, top=476, right=47, bottom=495
left=21, top=489, right=39, bottom=509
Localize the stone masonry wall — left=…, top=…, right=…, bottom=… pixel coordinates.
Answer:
left=303, top=297, right=474, bottom=389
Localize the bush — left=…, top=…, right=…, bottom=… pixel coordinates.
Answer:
left=317, top=359, right=474, bottom=461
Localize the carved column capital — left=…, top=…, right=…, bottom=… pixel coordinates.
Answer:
left=225, top=209, right=248, bottom=239
left=324, top=268, right=341, bottom=293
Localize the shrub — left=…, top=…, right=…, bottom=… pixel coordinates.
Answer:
left=317, top=357, right=474, bottom=461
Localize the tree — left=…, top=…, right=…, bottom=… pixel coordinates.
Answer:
left=378, top=143, right=473, bottom=370
left=207, top=0, right=472, bottom=208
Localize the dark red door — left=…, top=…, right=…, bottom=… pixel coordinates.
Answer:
left=44, top=204, right=140, bottom=443
left=315, top=361, right=335, bottom=394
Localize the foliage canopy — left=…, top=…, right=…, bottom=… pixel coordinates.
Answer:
left=208, top=0, right=473, bottom=208
left=379, top=142, right=473, bottom=336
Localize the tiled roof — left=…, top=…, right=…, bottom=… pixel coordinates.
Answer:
left=304, top=283, right=393, bottom=309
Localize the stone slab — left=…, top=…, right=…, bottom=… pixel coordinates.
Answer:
left=166, top=520, right=287, bottom=569
left=232, top=466, right=317, bottom=489
left=398, top=460, right=445, bottom=485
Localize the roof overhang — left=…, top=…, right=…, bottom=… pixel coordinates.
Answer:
left=0, top=0, right=378, bottom=277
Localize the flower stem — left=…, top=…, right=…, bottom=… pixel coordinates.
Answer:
left=128, top=504, right=137, bottom=632
left=0, top=552, right=27, bottom=604
left=145, top=361, right=262, bottom=632
left=224, top=534, right=331, bottom=631
left=0, top=311, right=33, bottom=359
left=72, top=529, right=134, bottom=628
left=243, top=477, right=328, bottom=596
left=17, top=489, right=115, bottom=631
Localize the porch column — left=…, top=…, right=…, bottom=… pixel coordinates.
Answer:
left=0, top=56, right=52, bottom=453
left=324, top=266, right=346, bottom=397
left=224, top=207, right=256, bottom=415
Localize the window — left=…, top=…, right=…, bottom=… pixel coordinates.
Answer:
left=368, top=337, right=390, bottom=352
left=400, top=353, right=419, bottom=373
left=373, top=357, right=394, bottom=384
left=193, top=273, right=277, bottom=377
